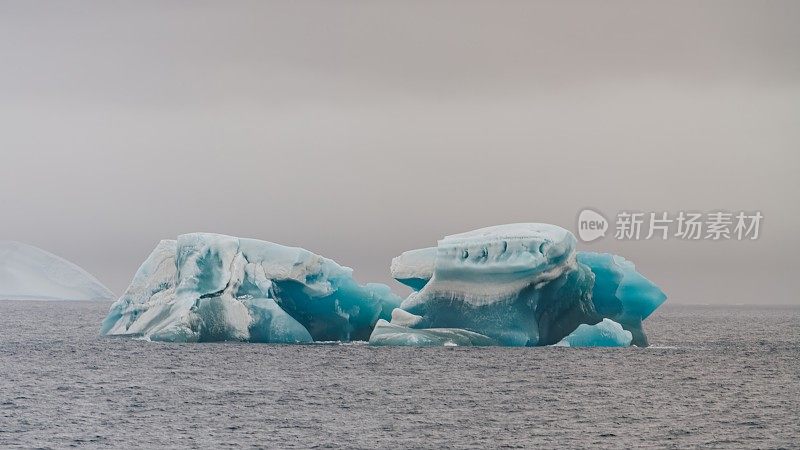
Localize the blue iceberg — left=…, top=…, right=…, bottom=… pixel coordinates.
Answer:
left=371, top=223, right=666, bottom=347
left=101, top=233, right=401, bottom=343
left=102, top=224, right=666, bottom=347
left=554, top=318, right=633, bottom=347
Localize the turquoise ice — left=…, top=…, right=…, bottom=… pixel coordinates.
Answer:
left=576, top=252, right=667, bottom=346
left=101, top=233, right=401, bottom=343
left=554, top=319, right=633, bottom=347
left=372, top=223, right=666, bottom=347
left=102, top=224, right=666, bottom=347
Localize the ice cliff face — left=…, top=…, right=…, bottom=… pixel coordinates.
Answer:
left=373, top=223, right=666, bottom=347
left=0, top=241, right=114, bottom=301
left=101, top=233, right=401, bottom=343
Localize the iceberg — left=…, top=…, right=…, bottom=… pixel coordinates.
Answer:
left=554, top=318, right=633, bottom=347
left=0, top=241, right=114, bottom=301
left=101, top=233, right=401, bottom=343
left=101, top=224, right=666, bottom=347
left=370, top=223, right=666, bottom=347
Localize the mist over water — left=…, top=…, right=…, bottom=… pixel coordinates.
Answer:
left=1, top=301, right=797, bottom=448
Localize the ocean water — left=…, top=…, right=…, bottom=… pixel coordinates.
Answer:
left=0, top=301, right=797, bottom=449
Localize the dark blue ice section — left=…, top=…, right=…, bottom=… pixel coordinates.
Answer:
left=577, top=252, right=667, bottom=346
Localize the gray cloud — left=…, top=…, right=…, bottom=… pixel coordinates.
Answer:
left=0, top=1, right=797, bottom=304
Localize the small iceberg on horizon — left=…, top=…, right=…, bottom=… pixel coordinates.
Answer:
left=0, top=241, right=115, bottom=301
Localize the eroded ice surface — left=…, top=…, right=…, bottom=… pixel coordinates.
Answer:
left=101, top=233, right=401, bottom=343
left=554, top=318, right=633, bottom=347
left=0, top=241, right=114, bottom=301
left=371, top=223, right=666, bottom=347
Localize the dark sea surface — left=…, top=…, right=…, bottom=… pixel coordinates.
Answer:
left=0, top=301, right=797, bottom=449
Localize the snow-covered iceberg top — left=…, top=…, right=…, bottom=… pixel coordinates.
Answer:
left=101, top=233, right=401, bottom=343
left=371, top=223, right=666, bottom=347
left=0, top=241, right=114, bottom=301
left=402, top=223, right=577, bottom=308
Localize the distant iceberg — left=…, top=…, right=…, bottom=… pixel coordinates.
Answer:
left=0, top=241, right=115, bottom=301
left=370, top=223, right=666, bottom=347
left=101, top=234, right=401, bottom=343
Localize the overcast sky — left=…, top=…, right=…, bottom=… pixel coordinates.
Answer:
left=1, top=1, right=798, bottom=304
